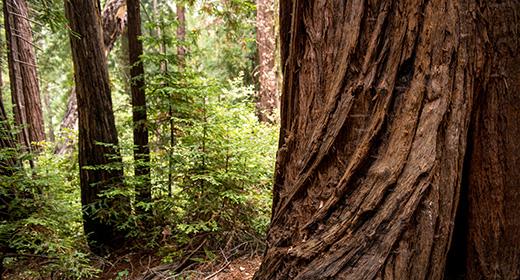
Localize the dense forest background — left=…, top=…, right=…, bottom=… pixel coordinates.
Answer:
left=0, top=0, right=279, bottom=279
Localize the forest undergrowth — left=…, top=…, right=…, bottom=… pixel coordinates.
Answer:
left=0, top=0, right=279, bottom=279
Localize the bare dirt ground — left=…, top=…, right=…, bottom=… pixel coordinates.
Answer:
left=194, top=256, right=261, bottom=280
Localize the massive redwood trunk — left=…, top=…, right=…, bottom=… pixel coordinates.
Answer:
left=55, top=0, right=127, bottom=155
left=65, top=0, right=128, bottom=254
left=127, top=0, right=151, bottom=203
left=256, top=1, right=520, bottom=279
left=463, top=1, right=520, bottom=279
left=3, top=0, right=45, bottom=149
left=255, top=0, right=278, bottom=123
left=255, top=0, right=478, bottom=279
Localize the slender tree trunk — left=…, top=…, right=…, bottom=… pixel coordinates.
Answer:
left=65, top=0, right=128, bottom=255
left=165, top=3, right=185, bottom=197
left=255, top=0, right=479, bottom=279
left=462, top=1, right=520, bottom=279
left=42, top=84, right=54, bottom=143
left=3, top=0, right=45, bottom=149
left=58, top=91, right=78, bottom=135
left=54, top=89, right=78, bottom=154
left=176, top=4, right=186, bottom=66
left=127, top=0, right=151, bottom=203
left=150, top=0, right=172, bottom=196
left=55, top=0, right=127, bottom=154
left=153, top=0, right=166, bottom=72
left=255, top=0, right=278, bottom=123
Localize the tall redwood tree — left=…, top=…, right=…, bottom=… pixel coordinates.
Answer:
left=56, top=0, right=127, bottom=155
left=127, top=0, right=151, bottom=203
left=255, top=1, right=520, bottom=279
left=65, top=0, right=128, bottom=254
left=3, top=0, right=45, bottom=149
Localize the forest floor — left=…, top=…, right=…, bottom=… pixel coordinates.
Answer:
left=6, top=252, right=262, bottom=280
left=97, top=252, right=262, bottom=280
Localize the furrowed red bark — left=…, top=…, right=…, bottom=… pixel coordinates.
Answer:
left=255, top=0, right=278, bottom=123
left=463, top=1, right=520, bottom=279
left=255, top=0, right=478, bottom=279
left=65, top=0, right=128, bottom=254
left=127, top=0, right=151, bottom=203
left=3, top=0, right=45, bottom=149
left=56, top=0, right=127, bottom=155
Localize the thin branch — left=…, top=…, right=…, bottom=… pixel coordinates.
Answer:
left=142, top=240, right=207, bottom=280
left=203, top=261, right=231, bottom=280
left=7, top=10, right=45, bottom=27
left=11, top=33, right=43, bottom=51
left=13, top=58, right=38, bottom=68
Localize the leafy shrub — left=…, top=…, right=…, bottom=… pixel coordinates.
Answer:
left=0, top=143, right=100, bottom=279
left=170, top=77, right=276, bottom=242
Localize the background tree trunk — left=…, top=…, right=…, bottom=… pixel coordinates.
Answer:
left=55, top=0, right=127, bottom=155
left=128, top=0, right=151, bottom=203
left=255, top=0, right=478, bottom=279
left=176, top=3, right=186, bottom=66
left=65, top=0, right=128, bottom=255
left=103, top=0, right=128, bottom=56
left=54, top=89, right=78, bottom=154
left=166, top=3, right=185, bottom=196
left=3, top=0, right=45, bottom=149
left=255, top=0, right=278, bottom=123
left=462, top=1, right=520, bottom=279
left=42, top=85, right=54, bottom=143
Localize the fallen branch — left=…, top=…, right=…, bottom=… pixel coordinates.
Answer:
left=203, top=260, right=230, bottom=280
left=141, top=240, right=207, bottom=280
left=204, top=248, right=231, bottom=280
